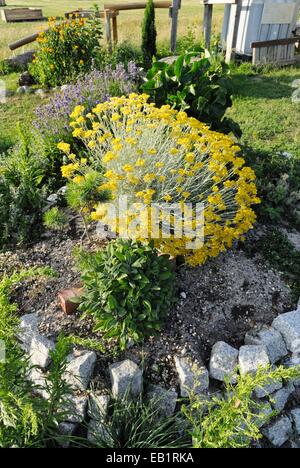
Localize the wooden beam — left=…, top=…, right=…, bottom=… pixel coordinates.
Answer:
left=9, top=30, right=48, bottom=50
left=203, top=4, right=213, bottom=48
left=252, top=37, right=300, bottom=48
left=170, top=0, right=180, bottom=52
left=203, top=0, right=237, bottom=4
left=104, top=1, right=171, bottom=11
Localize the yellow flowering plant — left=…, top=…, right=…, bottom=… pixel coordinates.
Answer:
left=59, top=94, right=260, bottom=266
left=29, top=11, right=103, bottom=87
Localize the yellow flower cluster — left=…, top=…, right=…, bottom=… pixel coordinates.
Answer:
left=59, top=94, right=260, bottom=266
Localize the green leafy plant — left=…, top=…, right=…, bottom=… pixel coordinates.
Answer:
left=43, top=207, right=69, bottom=231
left=89, top=394, right=189, bottom=448
left=78, top=239, right=176, bottom=350
left=0, top=269, right=74, bottom=448
left=0, top=128, right=51, bottom=248
left=65, top=169, right=111, bottom=237
left=183, top=365, right=300, bottom=449
left=29, top=10, right=103, bottom=87
left=141, top=0, right=157, bottom=68
left=103, top=41, right=143, bottom=69
left=142, top=47, right=239, bottom=134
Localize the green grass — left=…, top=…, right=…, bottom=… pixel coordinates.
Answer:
left=0, top=1, right=224, bottom=61
left=228, top=64, right=300, bottom=158
left=0, top=72, right=40, bottom=152
left=1, top=62, right=300, bottom=156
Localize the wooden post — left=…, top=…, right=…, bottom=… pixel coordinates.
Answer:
left=225, top=0, right=241, bottom=63
left=203, top=3, right=213, bottom=49
left=0, top=0, right=6, bottom=6
left=104, top=10, right=113, bottom=51
left=112, top=14, right=118, bottom=44
left=170, top=0, right=180, bottom=52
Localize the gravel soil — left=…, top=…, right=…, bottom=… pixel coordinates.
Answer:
left=0, top=225, right=296, bottom=390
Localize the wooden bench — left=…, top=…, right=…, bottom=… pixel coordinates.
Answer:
left=252, top=37, right=300, bottom=66
left=1, top=8, right=44, bottom=23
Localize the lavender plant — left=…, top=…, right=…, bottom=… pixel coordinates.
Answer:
left=34, top=62, right=141, bottom=141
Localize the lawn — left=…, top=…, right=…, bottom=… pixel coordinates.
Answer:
left=0, top=0, right=224, bottom=61
left=1, top=3, right=299, bottom=155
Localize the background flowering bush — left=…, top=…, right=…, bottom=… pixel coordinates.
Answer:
left=29, top=13, right=103, bottom=87
left=59, top=94, right=260, bottom=266
left=34, top=62, right=140, bottom=141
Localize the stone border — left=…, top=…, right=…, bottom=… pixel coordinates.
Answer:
left=17, top=300, right=300, bottom=448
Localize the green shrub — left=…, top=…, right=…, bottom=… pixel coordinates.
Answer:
left=0, top=129, right=53, bottom=248
left=141, top=0, right=157, bottom=68
left=244, top=148, right=300, bottom=228
left=29, top=12, right=103, bottom=87
left=43, top=207, right=69, bottom=231
left=78, top=239, right=176, bottom=350
left=183, top=365, right=300, bottom=449
left=104, top=42, right=143, bottom=68
left=0, top=269, right=74, bottom=448
left=142, top=47, right=239, bottom=134
left=89, top=393, right=189, bottom=448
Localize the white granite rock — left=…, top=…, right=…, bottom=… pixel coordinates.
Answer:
left=245, top=326, right=288, bottom=364
left=65, top=351, right=97, bottom=391
left=147, top=385, right=178, bottom=417
left=88, top=393, right=110, bottom=421
left=109, top=359, right=143, bottom=399
left=239, top=345, right=269, bottom=375
left=174, top=356, right=209, bottom=397
left=290, top=408, right=300, bottom=435
left=209, top=341, right=238, bottom=383
left=272, top=310, right=300, bottom=353
left=262, top=416, right=292, bottom=447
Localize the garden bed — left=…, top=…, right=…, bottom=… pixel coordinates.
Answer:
left=1, top=222, right=295, bottom=392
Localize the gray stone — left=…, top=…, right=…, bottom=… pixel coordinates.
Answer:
left=65, top=394, right=88, bottom=423
left=17, top=313, right=54, bottom=368
left=16, top=85, right=33, bottom=95
left=27, top=368, right=49, bottom=399
left=57, top=422, right=77, bottom=448
left=174, top=356, right=209, bottom=397
left=272, top=309, right=300, bottom=353
left=87, top=419, right=112, bottom=445
left=35, top=88, right=47, bottom=98
left=209, top=341, right=238, bottom=383
left=270, top=383, right=295, bottom=412
left=147, top=385, right=178, bottom=417
left=255, top=376, right=282, bottom=399
left=65, top=351, right=97, bottom=391
left=88, top=393, right=110, bottom=421
left=19, top=313, right=39, bottom=335
left=253, top=402, right=274, bottom=429
left=245, top=326, right=288, bottom=364
left=7, top=51, right=35, bottom=67
left=46, top=193, right=58, bottom=204
left=109, top=359, right=143, bottom=399
left=19, top=71, right=35, bottom=87
left=238, top=345, right=269, bottom=375
left=284, top=354, right=300, bottom=386
left=0, top=89, right=14, bottom=98
left=60, top=84, right=70, bottom=92
left=26, top=334, right=55, bottom=369
left=262, top=416, right=292, bottom=447
left=290, top=408, right=300, bottom=435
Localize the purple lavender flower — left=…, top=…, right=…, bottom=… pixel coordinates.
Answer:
left=34, top=62, right=141, bottom=139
